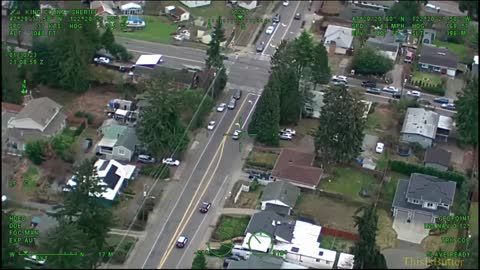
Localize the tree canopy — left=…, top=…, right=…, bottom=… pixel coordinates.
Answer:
left=352, top=46, right=394, bottom=75
left=248, top=81, right=280, bottom=146
left=191, top=252, right=207, bottom=269
left=454, top=79, right=478, bottom=146
left=314, top=87, right=366, bottom=164
left=206, top=16, right=226, bottom=69
left=1, top=45, right=23, bottom=104
left=458, top=0, right=478, bottom=18
left=387, top=0, right=421, bottom=27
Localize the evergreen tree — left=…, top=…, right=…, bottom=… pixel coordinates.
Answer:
left=248, top=81, right=280, bottom=146
left=291, top=31, right=314, bottom=74
left=1, top=45, right=23, bottom=104
left=314, top=87, right=366, bottom=164
left=454, top=79, right=478, bottom=147
left=310, top=42, right=331, bottom=87
left=206, top=16, right=226, bottom=69
left=101, top=27, right=115, bottom=52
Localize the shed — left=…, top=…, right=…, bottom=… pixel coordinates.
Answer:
left=120, top=3, right=143, bottom=15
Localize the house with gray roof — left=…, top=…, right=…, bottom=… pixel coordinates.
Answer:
left=365, top=30, right=400, bottom=61
left=260, top=181, right=300, bottom=216
left=97, top=120, right=138, bottom=162
left=6, top=97, right=66, bottom=155
left=419, top=44, right=459, bottom=77
left=392, top=173, right=457, bottom=223
left=400, top=108, right=453, bottom=148
left=339, top=5, right=385, bottom=22
left=227, top=254, right=284, bottom=269
left=424, top=148, right=452, bottom=172
left=323, top=25, right=354, bottom=55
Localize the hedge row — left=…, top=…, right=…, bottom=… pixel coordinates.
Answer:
left=389, top=160, right=465, bottom=186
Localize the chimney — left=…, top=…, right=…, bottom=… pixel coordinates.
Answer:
left=272, top=220, right=276, bottom=226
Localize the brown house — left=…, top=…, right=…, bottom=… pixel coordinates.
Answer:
left=272, top=149, right=323, bottom=190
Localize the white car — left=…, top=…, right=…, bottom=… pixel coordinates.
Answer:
left=216, top=103, right=227, bottom=112
left=232, top=130, right=242, bottom=140
left=162, top=158, right=180, bottom=166
left=279, top=133, right=293, bottom=140
left=375, top=142, right=384, bottom=154
left=176, top=236, right=188, bottom=248
left=407, top=90, right=421, bottom=97
left=280, top=128, right=296, bottom=136
left=382, top=86, right=398, bottom=93
left=93, top=57, right=110, bottom=64
left=283, top=1, right=289, bottom=6
left=266, top=26, right=275, bottom=35
left=207, top=121, right=216, bottom=130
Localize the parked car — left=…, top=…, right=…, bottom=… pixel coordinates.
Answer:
left=138, top=155, right=156, bottom=164
left=216, top=103, right=227, bottom=112
left=382, top=86, right=398, bottom=93
left=361, top=81, right=377, bottom=88
left=233, top=89, right=242, bottom=100
left=199, top=202, right=211, bottom=213
left=273, top=14, right=281, bottom=23
left=279, top=132, right=293, bottom=140
left=433, top=97, right=450, bottom=104
left=248, top=171, right=273, bottom=181
left=207, top=121, right=216, bottom=130
left=176, top=236, right=188, bottom=248
left=365, top=87, right=381, bottom=95
left=232, top=130, right=241, bottom=140
left=280, top=128, right=296, bottom=136
left=266, top=25, right=275, bottom=35
left=227, top=98, right=236, bottom=110
left=162, top=158, right=180, bottom=166
left=256, top=42, right=265, bottom=53
left=441, top=103, right=456, bottom=110
left=375, top=142, right=384, bottom=154
left=392, top=92, right=401, bottom=99
left=294, top=13, right=301, bottom=20
left=93, top=56, right=110, bottom=64
left=283, top=1, right=289, bottom=6
left=407, top=90, right=421, bottom=97
left=332, top=75, right=348, bottom=84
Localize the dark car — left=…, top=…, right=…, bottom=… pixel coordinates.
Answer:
left=294, top=13, right=301, bottom=20
left=433, top=97, right=449, bottom=104
left=361, top=81, right=377, bottom=88
left=199, top=202, right=211, bottom=213
left=256, top=42, right=265, bottom=53
left=392, top=93, right=401, bottom=99
left=365, top=87, right=381, bottom=95
left=273, top=14, right=280, bottom=23
left=233, top=89, right=242, bottom=100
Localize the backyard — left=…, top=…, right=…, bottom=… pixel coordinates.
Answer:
left=469, top=203, right=478, bottom=236
left=320, top=235, right=355, bottom=253
left=245, top=150, right=279, bottom=170
left=320, top=166, right=379, bottom=202
left=224, top=180, right=263, bottom=209
left=380, top=172, right=407, bottom=204
left=22, top=167, right=40, bottom=195
left=114, top=16, right=177, bottom=44
left=364, top=104, right=394, bottom=137
left=212, top=215, right=251, bottom=241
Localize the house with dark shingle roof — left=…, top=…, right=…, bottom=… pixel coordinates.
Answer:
left=418, top=44, right=459, bottom=77
left=6, top=97, right=66, bottom=154
left=365, top=30, right=400, bottom=61
left=424, top=148, right=452, bottom=172
left=227, top=254, right=284, bottom=269
left=260, top=181, right=300, bottom=216
left=272, top=149, right=323, bottom=190
left=392, top=173, right=457, bottom=223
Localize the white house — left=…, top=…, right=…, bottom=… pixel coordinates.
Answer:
left=180, top=0, right=211, bottom=8
left=337, top=253, right=355, bottom=269
left=323, top=25, right=354, bottom=55
left=120, top=2, right=143, bottom=15
left=237, top=0, right=260, bottom=10
left=64, top=159, right=138, bottom=203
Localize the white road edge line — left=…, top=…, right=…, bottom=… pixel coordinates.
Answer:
left=242, top=95, right=260, bottom=130
left=175, top=174, right=230, bottom=269
left=128, top=48, right=204, bottom=64
left=141, top=92, right=256, bottom=268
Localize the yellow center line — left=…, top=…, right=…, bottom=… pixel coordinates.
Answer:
left=157, top=94, right=253, bottom=269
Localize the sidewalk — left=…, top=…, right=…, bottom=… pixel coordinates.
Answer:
left=109, top=228, right=145, bottom=238
left=221, top=208, right=259, bottom=215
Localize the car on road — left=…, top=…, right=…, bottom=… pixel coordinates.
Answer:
left=332, top=75, right=348, bottom=84
left=382, top=86, right=399, bottom=93
left=361, top=81, right=377, bottom=88
left=93, top=57, right=110, bottom=64
left=216, top=103, right=227, bottom=112
left=375, top=142, right=384, bottom=154
left=280, top=128, right=296, bottom=136
left=256, top=42, right=265, bottom=53
left=407, top=90, right=421, bottom=97
left=176, top=236, right=188, bottom=248
left=232, top=130, right=242, bottom=140
left=273, top=14, right=281, bottom=23
left=199, top=202, right=211, bottom=213
left=433, top=97, right=450, bottom=104
left=207, top=121, right=216, bottom=130
left=233, top=89, right=242, bottom=100
left=227, top=98, right=236, bottom=110
left=294, top=13, right=301, bottom=20
left=441, top=103, right=456, bottom=110
left=365, top=87, right=381, bottom=95
left=279, top=132, right=293, bottom=140
left=266, top=25, right=275, bottom=35
left=392, top=92, right=401, bottom=99
left=162, top=158, right=180, bottom=166
left=418, top=99, right=436, bottom=110
left=138, top=155, right=156, bottom=164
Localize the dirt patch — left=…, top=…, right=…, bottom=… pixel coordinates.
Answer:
left=223, top=180, right=261, bottom=209
left=320, top=1, right=344, bottom=15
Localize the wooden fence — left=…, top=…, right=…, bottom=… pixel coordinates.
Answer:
left=321, top=226, right=359, bottom=241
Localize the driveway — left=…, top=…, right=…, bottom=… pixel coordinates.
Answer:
left=383, top=240, right=426, bottom=269
left=392, top=210, right=430, bottom=244
left=360, top=134, right=379, bottom=170
left=444, top=77, right=466, bottom=100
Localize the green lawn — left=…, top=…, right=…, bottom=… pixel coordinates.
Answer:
left=469, top=203, right=478, bottom=236
left=320, top=166, right=378, bottom=202
left=432, top=40, right=466, bottom=59
left=411, top=72, right=442, bottom=87
left=22, top=167, right=40, bottom=194
left=365, top=111, right=383, bottom=135
left=105, top=235, right=137, bottom=264
left=380, top=172, right=407, bottom=204
left=246, top=151, right=279, bottom=170
left=212, top=215, right=251, bottom=241
left=320, top=235, right=355, bottom=253
left=114, top=16, right=177, bottom=44
left=376, top=152, right=389, bottom=171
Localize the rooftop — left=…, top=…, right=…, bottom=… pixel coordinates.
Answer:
left=14, top=97, right=62, bottom=129
left=401, top=108, right=439, bottom=139
left=419, top=45, right=459, bottom=69
left=272, top=149, right=323, bottom=188
left=406, top=173, right=457, bottom=204
left=324, top=25, right=354, bottom=49
left=261, top=181, right=300, bottom=209
left=337, top=253, right=355, bottom=269
left=424, top=148, right=452, bottom=167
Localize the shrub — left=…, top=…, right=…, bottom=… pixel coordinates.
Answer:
left=25, top=140, right=47, bottom=165
left=74, top=111, right=95, bottom=124
left=250, top=179, right=259, bottom=192
left=140, top=164, right=170, bottom=179
left=191, top=252, right=207, bottom=269
left=422, top=84, right=445, bottom=96
left=388, top=160, right=465, bottom=186
left=74, top=122, right=86, bottom=136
